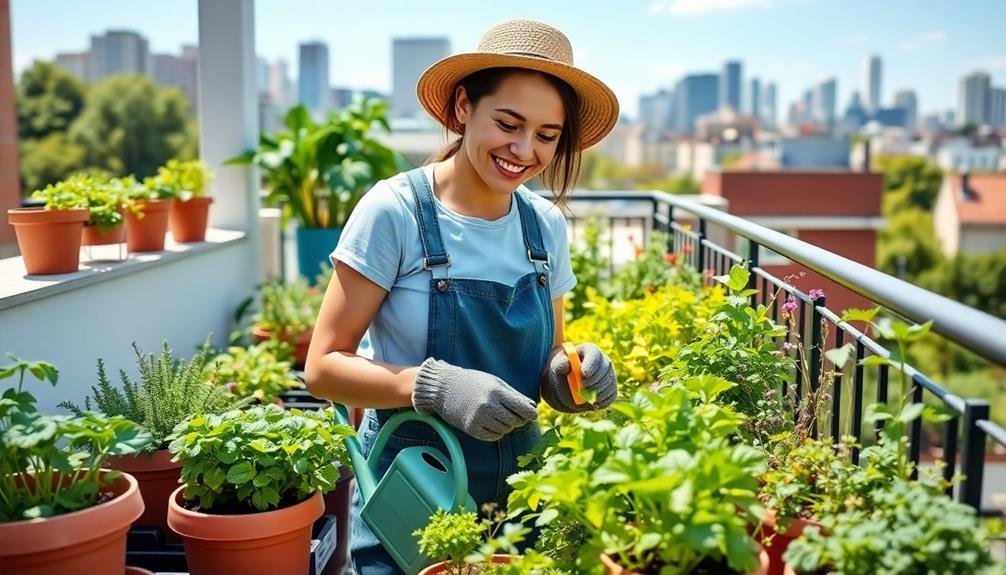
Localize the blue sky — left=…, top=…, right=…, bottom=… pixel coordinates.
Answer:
left=11, top=0, right=1006, bottom=120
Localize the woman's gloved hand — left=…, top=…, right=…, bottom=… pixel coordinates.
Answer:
left=540, top=343, right=617, bottom=413
left=412, top=358, right=538, bottom=442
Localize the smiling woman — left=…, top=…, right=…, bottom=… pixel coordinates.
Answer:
left=302, top=19, right=620, bottom=574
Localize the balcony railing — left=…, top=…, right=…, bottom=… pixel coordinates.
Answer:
left=556, top=190, right=1006, bottom=516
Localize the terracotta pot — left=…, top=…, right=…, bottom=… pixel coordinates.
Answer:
left=168, top=485, right=324, bottom=575
left=105, top=449, right=182, bottom=542
left=169, top=196, right=213, bottom=243
left=599, top=549, right=769, bottom=575
left=0, top=471, right=144, bottom=575
left=81, top=222, right=126, bottom=246
left=126, top=199, right=171, bottom=252
left=126, top=568, right=155, bottom=575
left=757, top=510, right=824, bottom=575
left=7, top=207, right=89, bottom=274
left=418, top=555, right=512, bottom=574
left=252, top=325, right=312, bottom=369
left=322, top=467, right=355, bottom=575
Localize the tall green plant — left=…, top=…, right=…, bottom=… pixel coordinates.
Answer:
left=228, top=98, right=407, bottom=229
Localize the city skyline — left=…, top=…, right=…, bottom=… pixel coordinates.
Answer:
left=10, top=0, right=1006, bottom=120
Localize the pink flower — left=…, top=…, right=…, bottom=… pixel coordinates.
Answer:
left=808, top=288, right=825, bottom=300
left=665, top=252, right=678, bottom=265
left=782, top=295, right=798, bottom=313
left=782, top=342, right=794, bottom=352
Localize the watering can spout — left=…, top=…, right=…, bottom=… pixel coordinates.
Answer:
left=334, top=404, right=378, bottom=501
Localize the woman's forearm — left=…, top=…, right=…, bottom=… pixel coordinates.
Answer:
left=304, top=351, right=419, bottom=408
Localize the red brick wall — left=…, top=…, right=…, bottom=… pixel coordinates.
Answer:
left=703, top=170, right=883, bottom=217
left=0, top=0, right=19, bottom=249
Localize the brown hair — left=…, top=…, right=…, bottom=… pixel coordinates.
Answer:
left=425, top=67, right=582, bottom=202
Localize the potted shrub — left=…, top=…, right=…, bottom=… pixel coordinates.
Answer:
left=7, top=179, right=89, bottom=274
left=0, top=355, right=151, bottom=574
left=227, top=98, right=407, bottom=281
left=166, top=404, right=353, bottom=575
left=251, top=278, right=323, bottom=369
left=508, top=377, right=770, bottom=574
left=209, top=340, right=302, bottom=405
left=782, top=479, right=1004, bottom=574
left=57, top=173, right=137, bottom=247
left=59, top=339, right=241, bottom=541
left=128, top=173, right=175, bottom=252
left=155, top=159, right=215, bottom=243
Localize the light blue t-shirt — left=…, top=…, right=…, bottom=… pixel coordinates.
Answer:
left=330, top=164, right=576, bottom=367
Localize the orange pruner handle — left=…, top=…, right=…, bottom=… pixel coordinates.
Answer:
left=562, top=342, right=586, bottom=405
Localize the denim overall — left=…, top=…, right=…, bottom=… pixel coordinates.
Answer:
left=349, top=168, right=554, bottom=574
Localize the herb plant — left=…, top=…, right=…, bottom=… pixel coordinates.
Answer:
left=168, top=404, right=353, bottom=513
left=254, top=278, right=322, bottom=340
left=1, top=355, right=151, bottom=521
left=145, top=159, right=213, bottom=201
left=209, top=341, right=301, bottom=404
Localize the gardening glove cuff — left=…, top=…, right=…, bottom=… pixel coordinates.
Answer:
left=540, top=343, right=617, bottom=413
left=413, top=358, right=538, bottom=442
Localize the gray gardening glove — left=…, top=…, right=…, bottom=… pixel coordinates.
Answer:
left=412, top=358, right=538, bottom=442
left=540, top=343, right=617, bottom=413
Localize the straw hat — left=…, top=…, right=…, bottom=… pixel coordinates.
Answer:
left=417, top=19, right=619, bottom=149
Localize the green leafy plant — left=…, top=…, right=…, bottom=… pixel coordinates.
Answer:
left=508, top=376, right=767, bottom=574
left=254, top=278, right=323, bottom=341
left=1, top=355, right=151, bottom=521
left=609, top=231, right=702, bottom=302
left=59, top=338, right=240, bottom=451
left=145, top=159, right=213, bottom=201
left=168, top=404, right=353, bottom=513
left=783, top=480, right=1005, bottom=575
left=228, top=98, right=407, bottom=229
left=567, top=217, right=610, bottom=321
left=209, top=341, right=301, bottom=404
left=30, top=173, right=136, bottom=233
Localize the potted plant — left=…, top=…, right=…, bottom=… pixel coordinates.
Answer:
left=166, top=404, right=354, bottom=575
left=0, top=355, right=151, bottom=574
left=56, top=173, right=136, bottom=247
left=59, top=339, right=241, bottom=541
left=128, top=172, right=175, bottom=252
left=152, top=159, right=215, bottom=243
left=7, top=179, right=89, bottom=274
left=414, top=507, right=561, bottom=574
left=209, top=340, right=302, bottom=405
left=782, top=479, right=1004, bottom=574
left=508, top=377, right=770, bottom=574
left=227, top=98, right=407, bottom=281
left=251, top=278, right=323, bottom=369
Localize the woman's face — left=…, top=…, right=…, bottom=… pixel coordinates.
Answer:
left=456, top=71, right=565, bottom=196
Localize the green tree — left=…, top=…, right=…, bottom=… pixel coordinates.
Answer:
left=18, top=133, right=86, bottom=193
left=919, top=249, right=1006, bottom=319
left=68, top=74, right=196, bottom=178
left=877, top=209, right=945, bottom=281
left=16, top=61, right=86, bottom=141
left=874, top=155, right=943, bottom=214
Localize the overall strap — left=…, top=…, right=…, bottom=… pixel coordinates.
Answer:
left=513, top=191, right=551, bottom=274
left=405, top=168, right=451, bottom=273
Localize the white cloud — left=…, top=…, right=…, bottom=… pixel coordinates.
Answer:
left=974, top=55, right=1006, bottom=71
left=667, top=0, right=773, bottom=15
left=897, top=30, right=947, bottom=52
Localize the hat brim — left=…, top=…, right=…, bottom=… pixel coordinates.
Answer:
left=417, top=52, right=619, bottom=150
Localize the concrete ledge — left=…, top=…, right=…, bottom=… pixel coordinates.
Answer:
left=0, top=228, right=246, bottom=311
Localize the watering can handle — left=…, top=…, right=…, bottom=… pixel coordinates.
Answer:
left=333, top=404, right=470, bottom=513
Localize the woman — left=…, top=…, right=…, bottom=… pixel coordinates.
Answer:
left=304, top=18, right=620, bottom=574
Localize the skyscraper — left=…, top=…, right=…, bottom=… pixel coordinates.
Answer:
left=392, top=37, right=449, bottom=119
left=958, top=71, right=990, bottom=127
left=989, top=87, right=1006, bottom=128
left=863, top=55, right=882, bottom=113
left=673, top=74, right=719, bottom=134
left=763, top=82, right=777, bottom=128
left=152, top=46, right=198, bottom=111
left=813, top=78, right=837, bottom=130
left=638, top=88, right=675, bottom=136
left=87, top=30, right=150, bottom=82
left=55, top=52, right=88, bottom=81
left=748, top=77, right=761, bottom=120
left=893, top=89, right=918, bottom=131
left=267, top=58, right=290, bottom=107
left=720, top=61, right=742, bottom=111
left=299, top=41, right=330, bottom=115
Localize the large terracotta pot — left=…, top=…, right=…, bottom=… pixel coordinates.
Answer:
left=106, top=449, right=182, bottom=542
left=758, top=510, right=823, bottom=575
left=126, top=199, right=171, bottom=252
left=252, top=325, right=312, bottom=369
left=600, top=549, right=769, bottom=575
left=169, top=196, right=213, bottom=243
left=0, top=471, right=144, bottom=575
left=7, top=207, right=89, bottom=274
left=418, top=555, right=512, bottom=574
left=168, top=485, right=324, bottom=575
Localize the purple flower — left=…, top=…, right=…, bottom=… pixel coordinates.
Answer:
left=781, top=295, right=798, bottom=313
left=782, top=341, right=794, bottom=351
left=808, top=288, right=825, bottom=300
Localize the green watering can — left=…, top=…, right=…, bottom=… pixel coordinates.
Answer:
left=334, top=404, right=477, bottom=574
